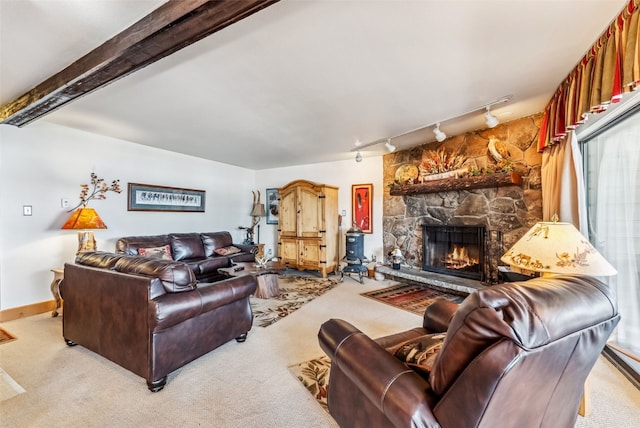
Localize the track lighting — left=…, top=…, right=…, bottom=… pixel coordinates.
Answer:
left=484, top=106, right=499, bottom=128
left=384, top=138, right=396, bottom=153
left=355, top=150, right=363, bottom=162
left=433, top=123, right=446, bottom=142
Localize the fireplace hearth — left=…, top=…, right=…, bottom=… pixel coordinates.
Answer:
left=422, top=225, right=485, bottom=281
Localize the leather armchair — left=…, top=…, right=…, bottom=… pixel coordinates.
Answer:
left=318, top=275, right=620, bottom=428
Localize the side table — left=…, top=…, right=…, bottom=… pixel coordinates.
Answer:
left=50, top=268, right=64, bottom=317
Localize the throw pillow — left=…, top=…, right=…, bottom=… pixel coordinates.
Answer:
left=138, top=245, right=173, bottom=260
left=387, top=333, right=446, bottom=380
left=214, top=245, right=241, bottom=256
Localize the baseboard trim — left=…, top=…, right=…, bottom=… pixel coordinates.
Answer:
left=0, top=300, right=56, bottom=322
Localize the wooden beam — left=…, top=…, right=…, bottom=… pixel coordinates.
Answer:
left=0, top=0, right=280, bottom=126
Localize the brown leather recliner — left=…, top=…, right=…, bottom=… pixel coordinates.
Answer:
left=318, top=275, right=620, bottom=428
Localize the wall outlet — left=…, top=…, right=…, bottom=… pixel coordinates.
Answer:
left=341, top=210, right=346, bottom=216
left=61, top=198, right=70, bottom=208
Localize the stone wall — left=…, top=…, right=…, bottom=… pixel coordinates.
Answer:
left=383, top=114, right=544, bottom=282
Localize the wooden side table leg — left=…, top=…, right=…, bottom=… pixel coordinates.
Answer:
left=50, top=278, right=63, bottom=317
left=579, top=378, right=591, bottom=416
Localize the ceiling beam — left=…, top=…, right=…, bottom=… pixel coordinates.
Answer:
left=0, top=0, right=280, bottom=127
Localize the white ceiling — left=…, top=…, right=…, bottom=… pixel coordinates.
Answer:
left=0, top=0, right=628, bottom=170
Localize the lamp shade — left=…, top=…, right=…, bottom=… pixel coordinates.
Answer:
left=501, top=221, right=617, bottom=276
left=61, top=207, right=107, bottom=230
left=251, top=203, right=266, bottom=217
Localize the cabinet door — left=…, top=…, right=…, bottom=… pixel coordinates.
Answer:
left=279, top=186, right=298, bottom=237
left=298, top=187, right=322, bottom=237
left=279, top=238, right=299, bottom=265
left=299, top=239, right=321, bottom=267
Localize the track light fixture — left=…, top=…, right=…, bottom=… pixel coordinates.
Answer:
left=484, top=106, right=499, bottom=128
left=384, top=138, right=396, bottom=153
left=350, top=95, right=511, bottom=155
left=433, top=123, right=447, bottom=142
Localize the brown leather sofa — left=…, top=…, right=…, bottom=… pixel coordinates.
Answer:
left=62, top=251, right=257, bottom=392
left=318, top=275, right=620, bottom=428
left=116, top=231, right=257, bottom=282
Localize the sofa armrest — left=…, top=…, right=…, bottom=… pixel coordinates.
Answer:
left=318, top=319, right=441, bottom=428
left=423, top=298, right=459, bottom=333
left=233, top=243, right=258, bottom=255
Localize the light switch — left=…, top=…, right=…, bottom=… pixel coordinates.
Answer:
left=61, top=198, right=70, bottom=208
left=23, top=205, right=32, bottom=216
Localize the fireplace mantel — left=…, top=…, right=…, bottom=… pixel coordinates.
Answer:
left=389, top=172, right=522, bottom=196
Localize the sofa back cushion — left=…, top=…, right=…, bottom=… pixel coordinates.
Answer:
left=429, top=275, right=618, bottom=396
left=113, top=257, right=197, bottom=293
left=169, top=233, right=205, bottom=261
left=116, top=235, right=171, bottom=256
left=75, top=251, right=124, bottom=269
left=201, top=232, right=234, bottom=257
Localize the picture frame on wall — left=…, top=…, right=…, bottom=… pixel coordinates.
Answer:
left=128, top=183, right=206, bottom=212
left=352, top=183, right=373, bottom=233
left=266, top=188, right=279, bottom=224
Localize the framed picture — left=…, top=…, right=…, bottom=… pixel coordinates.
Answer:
left=266, top=188, right=279, bottom=224
left=352, top=183, right=373, bottom=233
left=127, top=183, right=206, bottom=212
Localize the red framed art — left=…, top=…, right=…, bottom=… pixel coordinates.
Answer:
left=352, top=183, right=373, bottom=233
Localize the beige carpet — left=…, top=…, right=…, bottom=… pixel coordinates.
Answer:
left=0, top=274, right=638, bottom=427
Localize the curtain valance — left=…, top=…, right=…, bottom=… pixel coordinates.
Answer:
left=539, top=0, right=639, bottom=151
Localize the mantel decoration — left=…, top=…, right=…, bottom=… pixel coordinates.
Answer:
left=389, top=141, right=521, bottom=196
left=62, top=172, right=122, bottom=254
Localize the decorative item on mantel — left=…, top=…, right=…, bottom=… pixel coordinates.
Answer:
left=239, top=190, right=266, bottom=245
left=62, top=172, right=122, bottom=254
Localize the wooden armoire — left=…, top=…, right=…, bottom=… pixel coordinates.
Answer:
left=277, top=180, right=339, bottom=278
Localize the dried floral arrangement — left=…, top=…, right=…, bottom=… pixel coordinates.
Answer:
left=420, top=149, right=467, bottom=175
left=70, top=172, right=122, bottom=210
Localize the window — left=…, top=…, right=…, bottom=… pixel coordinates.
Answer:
left=582, top=106, right=640, bottom=374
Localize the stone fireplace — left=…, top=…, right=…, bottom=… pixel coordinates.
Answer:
left=383, top=114, right=544, bottom=284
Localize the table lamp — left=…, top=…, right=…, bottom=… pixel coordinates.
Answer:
left=61, top=207, right=107, bottom=254
left=501, top=216, right=616, bottom=277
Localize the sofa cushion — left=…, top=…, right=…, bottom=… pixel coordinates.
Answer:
left=138, top=245, right=173, bottom=260
left=115, top=235, right=171, bottom=256
left=195, top=257, right=231, bottom=274
left=75, top=251, right=124, bottom=269
left=201, top=232, right=234, bottom=257
left=169, top=233, right=205, bottom=261
left=386, top=333, right=446, bottom=380
left=113, top=257, right=197, bottom=293
left=214, top=245, right=241, bottom=256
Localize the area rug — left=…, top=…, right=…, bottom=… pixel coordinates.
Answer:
left=361, top=282, right=465, bottom=316
left=251, top=275, right=340, bottom=327
left=289, top=355, right=331, bottom=412
left=0, top=326, right=17, bottom=345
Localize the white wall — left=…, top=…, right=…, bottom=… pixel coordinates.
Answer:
left=0, top=122, right=385, bottom=311
left=255, top=156, right=384, bottom=265
left=0, top=122, right=256, bottom=310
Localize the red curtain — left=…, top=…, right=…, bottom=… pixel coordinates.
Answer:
left=539, top=0, right=640, bottom=151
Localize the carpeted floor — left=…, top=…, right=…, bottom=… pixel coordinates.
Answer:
left=251, top=275, right=340, bottom=327
left=360, top=282, right=465, bottom=315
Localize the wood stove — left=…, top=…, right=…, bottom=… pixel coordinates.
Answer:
left=422, top=225, right=485, bottom=281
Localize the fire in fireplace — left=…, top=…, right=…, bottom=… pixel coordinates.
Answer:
left=422, top=225, right=485, bottom=281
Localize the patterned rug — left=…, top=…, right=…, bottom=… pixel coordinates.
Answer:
left=289, top=355, right=331, bottom=412
left=250, top=275, right=340, bottom=327
left=0, top=326, right=17, bottom=345
left=361, top=282, right=465, bottom=315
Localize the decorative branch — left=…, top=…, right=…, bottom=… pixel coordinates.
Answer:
left=69, top=172, right=122, bottom=211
